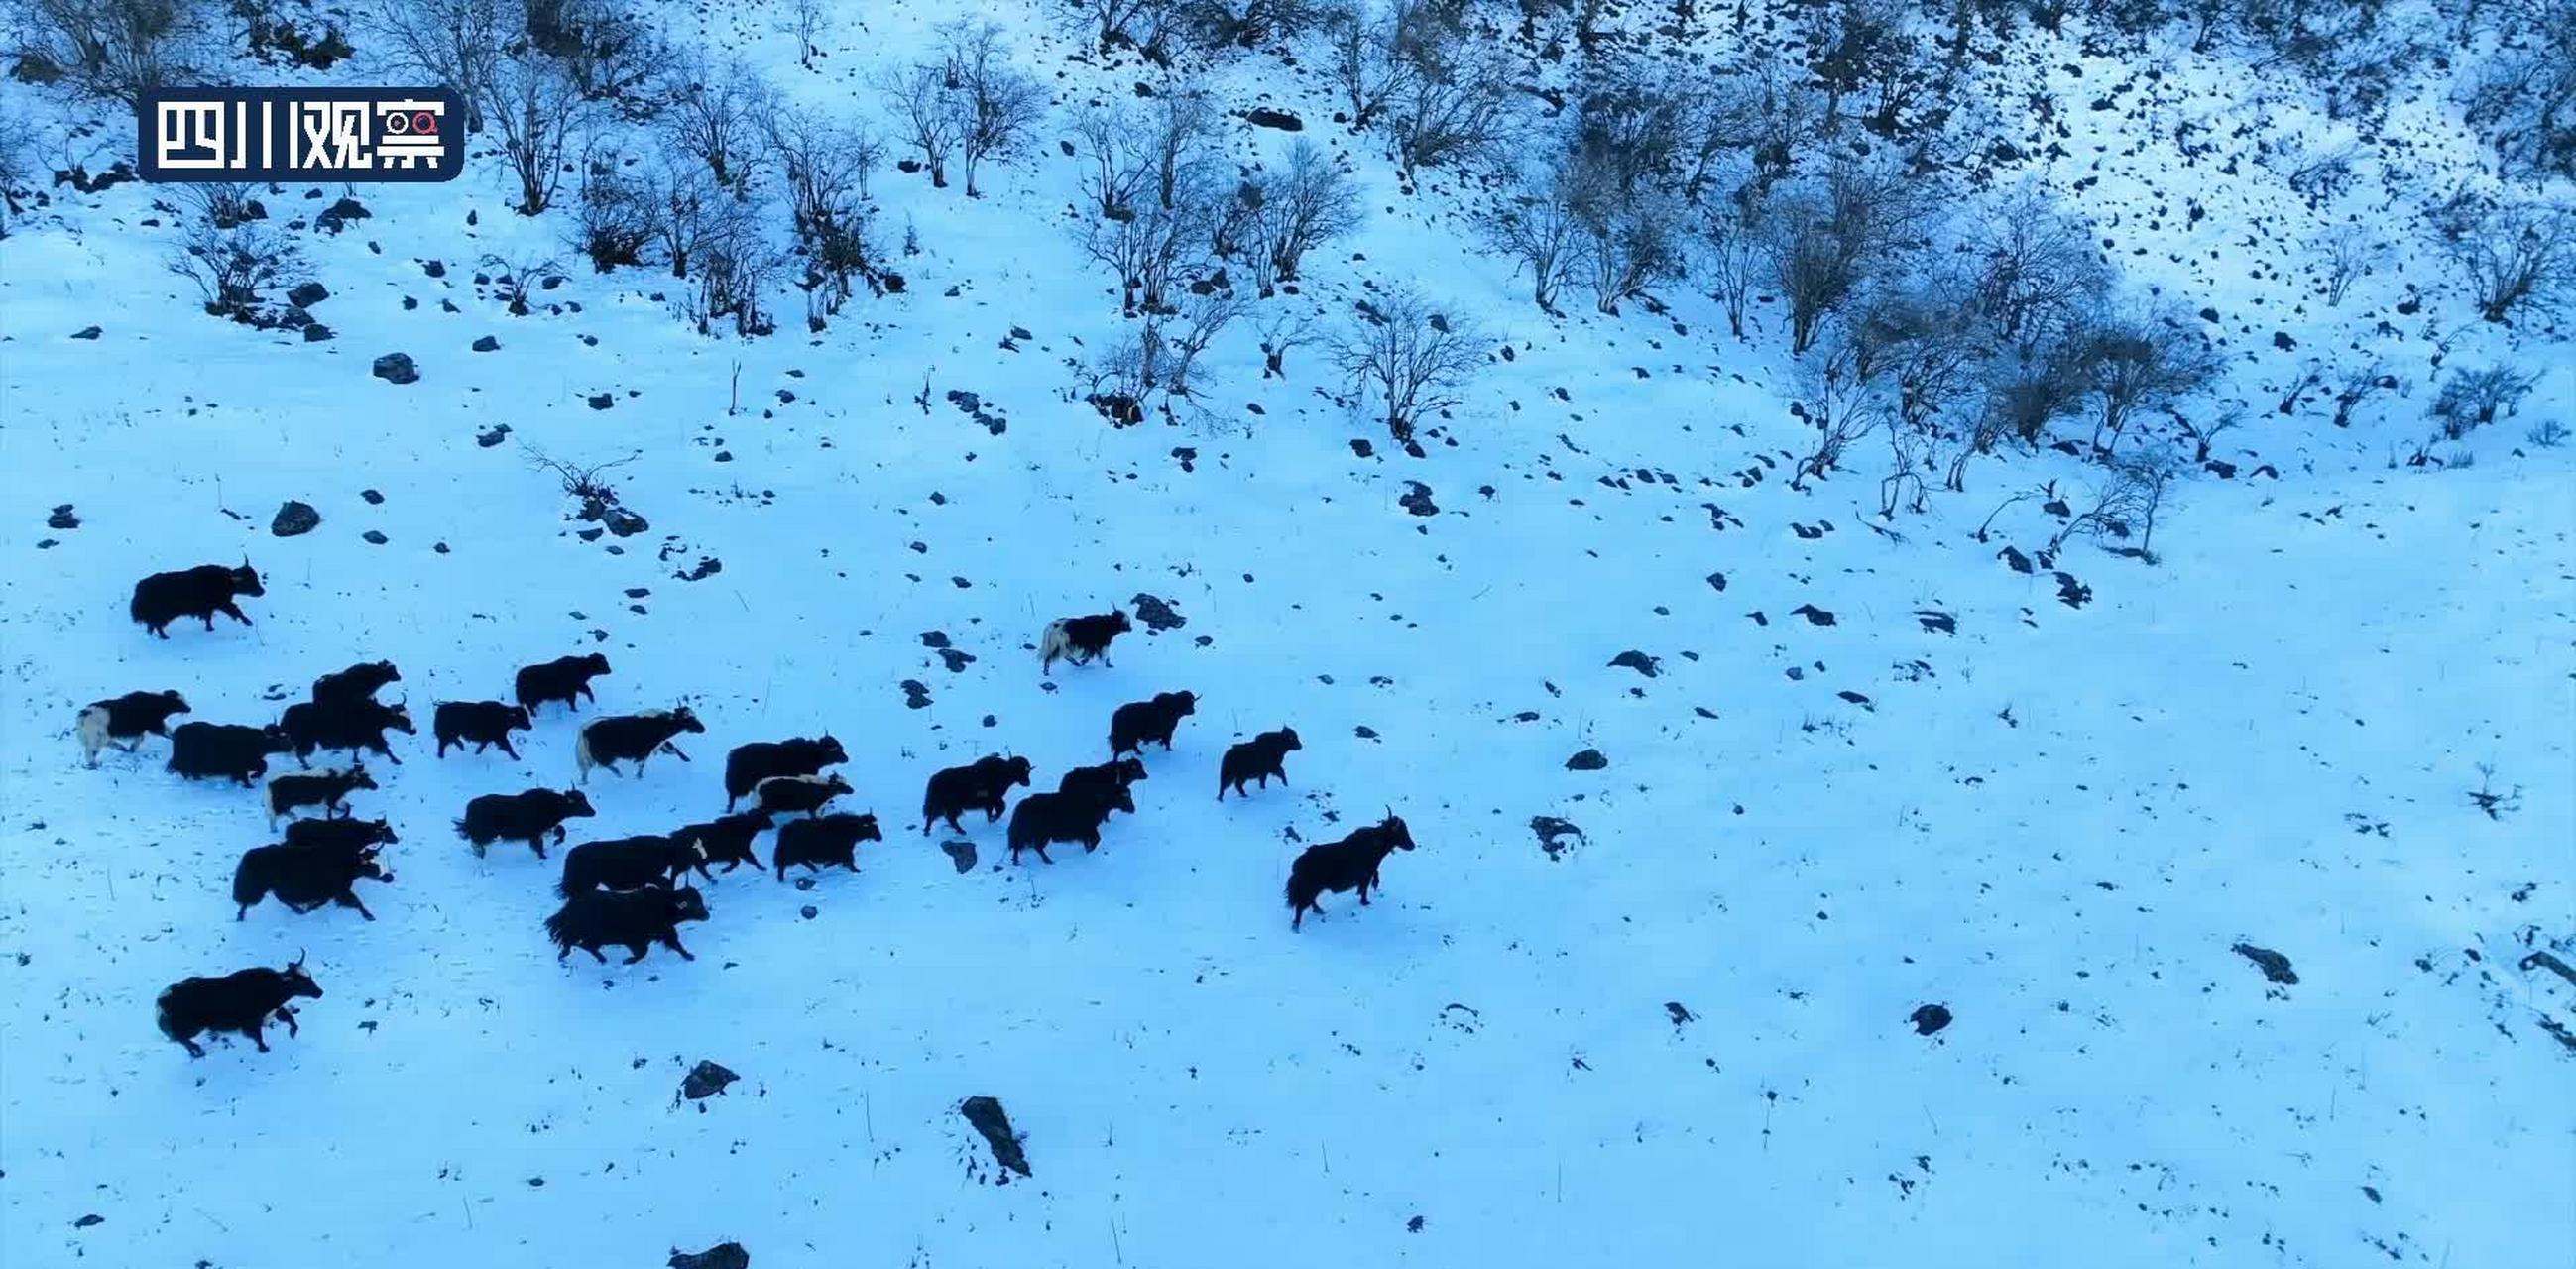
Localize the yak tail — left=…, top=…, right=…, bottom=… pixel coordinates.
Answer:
left=553, top=865, right=584, bottom=901
left=1038, top=620, right=1071, bottom=669
left=541, top=906, right=573, bottom=949
left=573, top=728, right=597, bottom=784
left=230, top=857, right=267, bottom=909
left=452, top=817, right=473, bottom=841
left=76, top=705, right=109, bottom=767
left=1283, top=877, right=1304, bottom=910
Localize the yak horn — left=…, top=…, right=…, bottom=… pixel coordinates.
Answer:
left=291, top=947, right=306, bottom=969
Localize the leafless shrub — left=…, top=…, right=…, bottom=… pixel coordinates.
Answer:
left=2047, top=449, right=2183, bottom=564
left=785, top=0, right=827, bottom=67
left=1953, top=333, right=2093, bottom=489
left=526, top=0, right=658, bottom=106
left=1334, top=286, right=1486, bottom=445
left=1180, top=0, right=1326, bottom=48
left=572, top=148, right=657, bottom=271
left=167, top=220, right=302, bottom=320
left=1479, top=164, right=1586, bottom=313
left=1251, top=137, right=1363, bottom=288
left=1161, top=289, right=1247, bottom=397
left=1386, top=46, right=1514, bottom=175
left=0, top=103, right=25, bottom=238
left=1083, top=194, right=1210, bottom=316
left=1789, top=336, right=1889, bottom=490
left=2173, top=403, right=2249, bottom=463
left=485, top=44, right=599, bottom=214
left=2427, top=364, right=2538, bottom=439
left=478, top=250, right=566, bottom=315
left=366, top=0, right=507, bottom=131
left=2316, top=224, right=2380, bottom=305
left=1802, top=0, right=1925, bottom=137
left=940, top=20, right=1047, bottom=198
left=878, top=60, right=963, bottom=188
left=1074, top=106, right=1152, bottom=220
left=1763, top=163, right=1923, bottom=354
left=659, top=50, right=769, bottom=188
left=1064, top=0, right=1181, bottom=58
left=523, top=444, right=639, bottom=519
left=1257, top=309, right=1320, bottom=378
left=682, top=208, right=780, bottom=338
left=1967, top=185, right=2109, bottom=348
left=2460, top=0, right=2576, bottom=180
left=179, top=180, right=261, bottom=229
left=2436, top=193, right=2576, bottom=323
left=765, top=103, right=882, bottom=317
left=2329, top=364, right=2398, bottom=429
left=2079, top=308, right=2222, bottom=456
left=1702, top=199, right=1763, bottom=338
left=1574, top=185, right=1684, bottom=315
left=18, top=0, right=210, bottom=106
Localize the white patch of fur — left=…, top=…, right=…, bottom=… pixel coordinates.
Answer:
left=1039, top=620, right=1073, bottom=672
left=76, top=705, right=110, bottom=768
left=574, top=727, right=599, bottom=783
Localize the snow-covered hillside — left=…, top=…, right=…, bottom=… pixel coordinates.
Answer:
left=1, top=2, right=2570, bottom=1267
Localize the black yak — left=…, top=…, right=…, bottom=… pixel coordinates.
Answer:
left=771, top=813, right=882, bottom=880
left=156, top=953, right=321, bottom=1057
left=130, top=561, right=264, bottom=638
left=280, top=697, right=414, bottom=768
left=672, top=811, right=773, bottom=874
left=456, top=788, right=595, bottom=860
left=545, top=886, right=709, bottom=964
left=77, top=689, right=190, bottom=767
left=516, top=653, right=613, bottom=714
left=1005, top=786, right=1132, bottom=865
left=574, top=706, right=705, bottom=784
left=169, top=721, right=294, bottom=786
left=919, top=753, right=1034, bottom=835
left=1109, top=691, right=1197, bottom=756
left=233, top=841, right=394, bottom=921
left=1039, top=610, right=1132, bottom=676
left=311, top=660, right=402, bottom=706
left=1218, top=727, right=1302, bottom=801
left=723, top=736, right=849, bottom=811
left=1057, top=756, right=1147, bottom=813
left=557, top=835, right=708, bottom=897
left=1286, top=814, right=1417, bottom=931
left=266, top=764, right=377, bottom=827
left=285, top=815, right=399, bottom=851
left=752, top=771, right=855, bottom=819
left=433, top=700, right=534, bottom=758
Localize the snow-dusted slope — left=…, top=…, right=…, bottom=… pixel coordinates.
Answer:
left=2, top=2, right=2570, bottom=1267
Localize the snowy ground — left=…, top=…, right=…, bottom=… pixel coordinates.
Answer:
left=2, top=2, right=2571, bottom=1267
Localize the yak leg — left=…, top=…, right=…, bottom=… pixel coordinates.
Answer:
left=585, top=944, right=610, bottom=964
left=178, top=1036, right=207, bottom=1058
left=276, top=1005, right=300, bottom=1038
left=622, top=942, right=650, bottom=965
left=336, top=891, right=377, bottom=921
left=154, top=624, right=172, bottom=640
left=218, top=601, right=253, bottom=627
left=664, top=932, right=695, bottom=961
left=498, top=738, right=521, bottom=759
left=842, top=857, right=860, bottom=873
left=243, top=1019, right=271, bottom=1052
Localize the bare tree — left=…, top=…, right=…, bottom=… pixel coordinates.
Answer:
left=1082, top=194, right=1210, bottom=315
left=878, top=60, right=963, bottom=188
left=786, top=0, right=827, bottom=67
left=527, top=0, right=657, bottom=104
left=941, top=21, right=1047, bottom=198
left=659, top=51, right=769, bottom=188
left=1387, top=46, right=1515, bottom=175
left=683, top=206, right=780, bottom=338
left=1180, top=0, right=1327, bottom=48
left=485, top=45, right=597, bottom=214
left=1254, top=138, right=1364, bottom=287
left=20, top=0, right=210, bottom=106
left=1703, top=198, right=1763, bottom=338
left=1967, top=185, right=2108, bottom=347
left=2316, top=223, right=2380, bottom=305
left=2438, top=194, right=2576, bottom=322
left=2048, top=449, right=2184, bottom=563
left=1765, top=160, right=1926, bottom=353
left=1074, top=106, right=1152, bottom=219
left=1574, top=185, right=1684, bottom=315
left=1323, top=0, right=1409, bottom=129
left=1954, top=333, right=2093, bottom=489
left=2460, top=0, right=2576, bottom=180
left=572, top=146, right=657, bottom=271
left=2428, top=363, right=2538, bottom=438
left=1257, top=310, right=1321, bottom=378
left=1160, top=289, right=1248, bottom=398
left=1789, top=335, right=1889, bottom=490
left=367, top=0, right=507, bottom=131
left=765, top=103, right=881, bottom=316
left=1335, top=287, right=1486, bottom=445
left=1147, top=91, right=1217, bottom=211
left=168, top=220, right=302, bottom=320
left=1064, top=0, right=1180, bottom=58
left=2329, top=364, right=2398, bottom=429
left=1480, top=163, right=1587, bottom=312
left=2080, top=309, right=2222, bottom=455
left=0, top=102, right=25, bottom=238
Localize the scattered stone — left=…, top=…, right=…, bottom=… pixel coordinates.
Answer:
left=1791, top=604, right=1836, bottom=626
left=1350, top=438, right=1374, bottom=458
left=433, top=541, right=450, bottom=554
left=1916, top=610, right=1955, bottom=634
left=2521, top=951, right=2576, bottom=989
left=942, top=840, right=977, bottom=873
left=46, top=505, right=77, bottom=529
left=1531, top=816, right=1585, bottom=860
left=668, top=1242, right=750, bottom=1269
left=624, top=587, right=650, bottom=599
left=1666, top=1002, right=1696, bottom=1026
left=921, top=631, right=951, bottom=649
left=902, top=680, right=932, bottom=709
left=679, top=1060, right=739, bottom=1102
left=472, top=334, right=500, bottom=352
left=361, top=489, right=384, bottom=505
left=287, top=282, right=329, bottom=307
left=938, top=648, right=976, bottom=673
left=361, top=530, right=388, bottom=545
left=602, top=508, right=649, bottom=537
left=1245, top=106, right=1304, bottom=130
left=1130, top=593, right=1186, bottom=632
left=587, top=393, right=614, bottom=410
left=271, top=500, right=321, bottom=537
left=1565, top=749, right=1607, bottom=771
left=301, top=322, right=335, bottom=343
left=1172, top=446, right=1197, bottom=472
left=370, top=353, right=418, bottom=385
left=69, top=325, right=100, bottom=340
left=959, top=1096, right=1032, bottom=1178
left=72, top=1214, right=103, bottom=1229
left=2232, top=943, right=2298, bottom=985
left=1705, top=571, right=1726, bottom=591
left=1910, top=1004, right=1953, bottom=1036
left=314, top=197, right=369, bottom=234
left=2053, top=572, right=2092, bottom=609
left=477, top=424, right=512, bottom=448
left=1999, top=546, right=2034, bottom=574
left=1354, top=725, right=1378, bottom=740
left=1399, top=482, right=1439, bottom=516
left=1607, top=650, right=1661, bottom=677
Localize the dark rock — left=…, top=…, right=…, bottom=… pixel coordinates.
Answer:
left=287, top=282, right=329, bottom=307
left=942, top=840, right=977, bottom=873
left=1666, top=1002, right=1696, bottom=1026
left=1130, top=593, right=1185, bottom=631
left=302, top=323, right=334, bottom=343
left=959, top=1096, right=1031, bottom=1178
left=72, top=1214, right=103, bottom=1229
left=587, top=393, right=615, bottom=410
left=421, top=259, right=445, bottom=278
left=2233, top=943, right=2297, bottom=985
left=272, top=500, right=321, bottom=537
left=938, top=648, right=976, bottom=673
left=668, top=1241, right=750, bottom=1269
left=2053, top=572, right=2092, bottom=609
left=1607, top=651, right=1660, bottom=677
left=1564, top=749, right=1607, bottom=771
left=1705, top=572, right=1726, bottom=591
left=1910, top=1004, right=1952, bottom=1036
left=1916, top=610, right=1955, bottom=634
left=602, top=508, right=649, bottom=537
left=946, top=390, right=981, bottom=413
left=361, top=489, right=385, bottom=505
left=901, top=680, right=931, bottom=709
left=477, top=424, right=512, bottom=448
left=1791, top=604, right=1836, bottom=626
left=1245, top=107, right=1304, bottom=131
left=314, top=197, right=369, bottom=234
left=679, top=1060, right=740, bottom=1101
left=921, top=631, right=952, bottom=649
left=1532, top=816, right=1585, bottom=860
left=1399, top=482, right=1438, bottom=516
left=69, top=325, right=100, bottom=340
left=678, top=556, right=721, bottom=581
left=362, top=530, right=388, bottom=545
left=1999, top=546, right=2034, bottom=574
left=799, top=904, right=818, bottom=919
left=1351, top=438, right=1375, bottom=458
left=2272, top=331, right=2296, bottom=351
left=370, top=353, right=418, bottom=385
left=46, top=505, right=77, bottom=529
left=472, top=335, right=500, bottom=352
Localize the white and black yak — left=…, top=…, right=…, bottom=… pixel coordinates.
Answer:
left=77, top=690, right=191, bottom=767
left=574, top=706, right=706, bottom=784
left=723, top=736, right=849, bottom=811
left=1039, top=610, right=1132, bottom=676
left=265, top=764, right=378, bottom=827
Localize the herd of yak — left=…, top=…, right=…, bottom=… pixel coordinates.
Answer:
left=111, top=562, right=1422, bottom=1059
